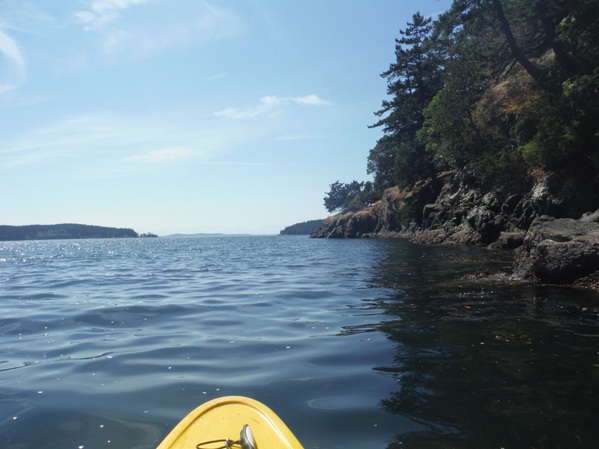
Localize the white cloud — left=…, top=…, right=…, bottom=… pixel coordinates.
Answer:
left=73, top=0, right=246, bottom=58
left=214, top=96, right=282, bottom=120
left=0, top=27, right=26, bottom=94
left=214, top=94, right=331, bottom=120
left=74, top=0, right=150, bottom=31
left=127, top=147, right=195, bottom=163
left=293, top=94, right=331, bottom=106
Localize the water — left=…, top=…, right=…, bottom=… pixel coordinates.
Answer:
left=0, top=236, right=598, bottom=449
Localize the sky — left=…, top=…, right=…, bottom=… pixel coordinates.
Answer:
left=1, top=0, right=452, bottom=235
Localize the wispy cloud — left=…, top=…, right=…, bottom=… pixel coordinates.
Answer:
left=214, top=94, right=331, bottom=120
left=127, top=146, right=195, bottom=163
left=1, top=112, right=132, bottom=167
left=1, top=109, right=243, bottom=172
left=0, top=27, right=27, bottom=94
left=74, top=0, right=149, bottom=31
left=293, top=94, right=330, bottom=106
left=1, top=92, right=329, bottom=176
left=73, top=0, right=246, bottom=58
left=199, top=72, right=227, bottom=82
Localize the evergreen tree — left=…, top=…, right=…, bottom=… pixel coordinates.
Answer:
left=421, top=0, right=599, bottom=176
left=369, top=12, right=443, bottom=188
left=419, top=1, right=498, bottom=170
left=325, top=0, right=599, bottom=220
left=323, top=180, right=377, bottom=213
left=366, top=135, right=396, bottom=192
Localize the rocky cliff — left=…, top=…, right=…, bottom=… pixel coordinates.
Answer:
left=312, top=170, right=599, bottom=285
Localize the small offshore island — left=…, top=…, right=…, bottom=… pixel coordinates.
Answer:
left=0, top=224, right=157, bottom=241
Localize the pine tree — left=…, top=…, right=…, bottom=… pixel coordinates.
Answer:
left=368, top=12, right=443, bottom=188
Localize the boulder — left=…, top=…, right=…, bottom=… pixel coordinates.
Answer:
left=512, top=213, right=599, bottom=284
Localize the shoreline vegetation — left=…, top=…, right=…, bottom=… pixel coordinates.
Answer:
left=311, top=1, right=599, bottom=288
left=279, top=219, right=325, bottom=235
left=0, top=224, right=157, bottom=241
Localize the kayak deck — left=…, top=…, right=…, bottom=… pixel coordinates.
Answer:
left=157, top=396, right=304, bottom=449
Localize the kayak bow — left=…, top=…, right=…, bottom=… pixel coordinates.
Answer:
left=157, top=396, right=305, bottom=449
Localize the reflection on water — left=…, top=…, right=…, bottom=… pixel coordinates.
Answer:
left=0, top=237, right=598, bottom=449
left=369, top=241, right=599, bottom=449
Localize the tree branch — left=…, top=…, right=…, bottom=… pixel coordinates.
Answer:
left=491, top=0, right=543, bottom=82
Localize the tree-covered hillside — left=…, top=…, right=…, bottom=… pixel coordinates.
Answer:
left=325, top=0, right=599, bottom=216
left=0, top=224, right=139, bottom=241
left=280, top=219, right=325, bottom=235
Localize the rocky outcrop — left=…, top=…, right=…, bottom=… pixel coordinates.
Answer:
left=313, top=171, right=536, bottom=243
left=311, top=170, right=599, bottom=286
left=312, top=208, right=378, bottom=239
left=512, top=212, right=599, bottom=284
left=312, top=187, right=403, bottom=238
left=313, top=171, right=598, bottom=243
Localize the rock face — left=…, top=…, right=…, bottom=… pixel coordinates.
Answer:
left=512, top=212, right=599, bottom=284
left=311, top=187, right=406, bottom=239
left=311, top=170, right=599, bottom=285
left=313, top=171, right=539, bottom=243
left=312, top=208, right=378, bottom=239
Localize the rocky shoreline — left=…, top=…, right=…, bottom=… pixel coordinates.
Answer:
left=311, top=171, right=599, bottom=288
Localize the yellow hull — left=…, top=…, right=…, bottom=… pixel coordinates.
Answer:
left=157, top=396, right=305, bottom=449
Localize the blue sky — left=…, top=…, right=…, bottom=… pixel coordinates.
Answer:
left=1, top=0, right=452, bottom=235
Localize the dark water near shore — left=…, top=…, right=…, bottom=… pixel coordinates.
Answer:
left=1, top=236, right=598, bottom=449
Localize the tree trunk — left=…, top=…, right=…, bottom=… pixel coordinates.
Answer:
left=491, top=0, right=543, bottom=82
left=534, top=0, right=577, bottom=76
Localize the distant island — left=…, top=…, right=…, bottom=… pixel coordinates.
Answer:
left=164, top=233, right=251, bottom=238
left=280, top=219, right=325, bottom=235
left=0, top=224, right=143, bottom=241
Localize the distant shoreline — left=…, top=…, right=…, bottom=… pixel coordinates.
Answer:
left=0, top=223, right=323, bottom=241
left=0, top=223, right=144, bottom=241
left=163, top=233, right=252, bottom=238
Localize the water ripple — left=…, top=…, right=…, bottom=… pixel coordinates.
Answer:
left=1, top=237, right=598, bottom=449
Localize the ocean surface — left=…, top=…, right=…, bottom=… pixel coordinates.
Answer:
left=1, top=235, right=598, bottom=449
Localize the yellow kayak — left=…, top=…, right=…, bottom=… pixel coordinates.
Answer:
left=157, top=396, right=305, bottom=449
